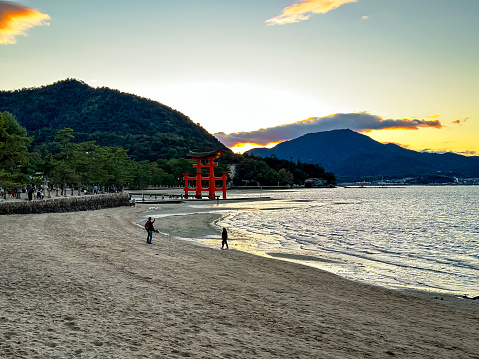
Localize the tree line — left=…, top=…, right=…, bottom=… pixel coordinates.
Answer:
left=1, top=111, right=336, bottom=198
left=0, top=111, right=194, bottom=196
left=222, top=152, right=336, bottom=187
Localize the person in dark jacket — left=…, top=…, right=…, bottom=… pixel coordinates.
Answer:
left=145, top=217, right=156, bottom=244
left=28, top=187, right=34, bottom=201
left=221, top=227, right=228, bottom=249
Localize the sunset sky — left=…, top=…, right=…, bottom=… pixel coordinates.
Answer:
left=1, top=0, right=478, bottom=155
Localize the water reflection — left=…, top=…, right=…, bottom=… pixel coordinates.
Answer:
left=215, top=187, right=479, bottom=296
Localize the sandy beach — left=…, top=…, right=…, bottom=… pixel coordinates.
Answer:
left=1, top=204, right=478, bottom=358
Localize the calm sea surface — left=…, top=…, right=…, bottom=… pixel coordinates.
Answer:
left=209, top=186, right=479, bottom=296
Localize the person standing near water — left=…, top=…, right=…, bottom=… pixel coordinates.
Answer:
left=145, top=217, right=156, bottom=244
left=221, top=227, right=228, bottom=249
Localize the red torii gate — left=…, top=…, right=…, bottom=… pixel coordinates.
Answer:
left=183, top=150, right=228, bottom=199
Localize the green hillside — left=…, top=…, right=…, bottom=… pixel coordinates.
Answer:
left=0, top=79, right=337, bottom=191
left=0, top=79, right=228, bottom=161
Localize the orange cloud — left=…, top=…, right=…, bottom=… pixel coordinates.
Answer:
left=214, top=112, right=443, bottom=148
left=452, top=117, right=469, bottom=125
left=361, top=118, right=443, bottom=132
left=266, top=0, right=358, bottom=26
left=0, top=1, right=50, bottom=45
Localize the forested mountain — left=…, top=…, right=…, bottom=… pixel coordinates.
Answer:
left=0, top=80, right=337, bottom=191
left=0, top=79, right=228, bottom=161
left=247, top=129, right=479, bottom=178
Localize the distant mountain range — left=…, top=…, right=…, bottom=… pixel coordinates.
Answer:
left=0, top=79, right=227, bottom=161
left=247, top=129, right=479, bottom=178
left=3, top=80, right=478, bottom=179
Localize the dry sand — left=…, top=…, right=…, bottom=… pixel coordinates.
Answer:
left=1, top=205, right=478, bottom=358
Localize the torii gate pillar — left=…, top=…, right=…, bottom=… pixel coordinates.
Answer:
left=183, top=150, right=228, bottom=199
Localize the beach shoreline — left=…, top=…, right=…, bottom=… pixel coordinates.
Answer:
left=1, top=204, right=478, bottom=358
left=137, top=199, right=479, bottom=315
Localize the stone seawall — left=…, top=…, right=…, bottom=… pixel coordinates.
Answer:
left=0, top=193, right=130, bottom=215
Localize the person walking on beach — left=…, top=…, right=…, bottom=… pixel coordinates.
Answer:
left=145, top=217, right=157, bottom=244
left=221, top=227, right=229, bottom=249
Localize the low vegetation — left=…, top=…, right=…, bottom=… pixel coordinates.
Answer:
left=0, top=193, right=130, bottom=215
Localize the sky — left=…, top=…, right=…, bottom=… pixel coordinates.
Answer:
left=1, top=0, right=479, bottom=155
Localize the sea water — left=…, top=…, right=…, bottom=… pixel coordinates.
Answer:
left=212, top=186, right=479, bottom=296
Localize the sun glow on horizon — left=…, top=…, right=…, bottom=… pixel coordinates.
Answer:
left=230, top=142, right=281, bottom=154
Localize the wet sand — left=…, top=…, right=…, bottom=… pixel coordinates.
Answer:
left=1, top=205, right=478, bottom=358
